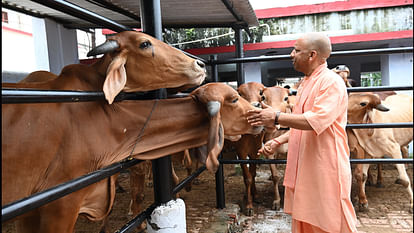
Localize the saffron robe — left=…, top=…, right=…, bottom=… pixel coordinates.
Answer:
left=283, top=63, right=357, bottom=233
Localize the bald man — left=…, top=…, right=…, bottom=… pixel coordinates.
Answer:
left=247, top=32, right=357, bottom=233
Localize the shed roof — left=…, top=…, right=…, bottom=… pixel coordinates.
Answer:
left=2, top=0, right=259, bottom=30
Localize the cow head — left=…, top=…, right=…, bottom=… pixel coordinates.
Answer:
left=237, top=82, right=265, bottom=109
left=261, top=86, right=291, bottom=130
left=87, top=31, right=206, bottom=104
left=191, top=83, right=264, bottom=172
left=348, top=93, right=389, bottom=136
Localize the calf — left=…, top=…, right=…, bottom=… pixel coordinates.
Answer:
left=261, top=86, right=292, bottom=211
left=224, top=82, right=265, bottom=216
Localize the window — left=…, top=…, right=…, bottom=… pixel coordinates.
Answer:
left=360, top=72, right=381, bottom=87
left=2, top=11, right=9, bottom=23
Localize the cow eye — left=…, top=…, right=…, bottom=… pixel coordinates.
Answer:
left=259, top=89, right=264, bottom=95
left=284, top=96, right=289, bottom=101
left=360, top=102, right=367, bottom=107
left=232, top=97, right=239, bottom=103
left=140, top=41, right=152, bottom=49
left=261, top=95, right=266, bottom=101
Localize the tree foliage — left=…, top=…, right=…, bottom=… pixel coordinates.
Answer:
left=163, top=20, right=268, bottom=50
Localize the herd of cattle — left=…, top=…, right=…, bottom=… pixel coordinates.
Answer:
left=2, top=31, right=413, bottom=233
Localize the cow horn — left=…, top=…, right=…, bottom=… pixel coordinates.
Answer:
left=87, top=40, right=119, bottom=57
left=207, top=101, right=220, bottom=117
left=375, top=103, right=389, bottom=112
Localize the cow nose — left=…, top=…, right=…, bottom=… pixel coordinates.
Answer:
left=196, top=60, right=205, bottom=69
left=252, top=102, right=261, bottom=108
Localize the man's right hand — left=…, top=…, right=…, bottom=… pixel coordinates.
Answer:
left=258, top=139, right=281, bottom=157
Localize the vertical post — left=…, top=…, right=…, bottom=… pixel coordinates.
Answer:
left=215, top=153, right=225, bottom=209
left=140, top=0, right=172, bottom=205
left=210, top=54, right=225, bottom=209
left=140, top=2, right=187, bottom=232
left=209, top=54, right=219, bottom=83
left=234, top=26, right=245, bottom=86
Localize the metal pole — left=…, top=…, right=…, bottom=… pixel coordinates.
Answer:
left=215, top=153, right=226, bottom=209
left=31, top=0, right=132, bottom=32
left=210, top=55, right=219, bottom=82
left=2, top=158, right=143, bottom=222
left=234, top=27, right=245, bottom=86
left=140, top=0, right=173, bottom=205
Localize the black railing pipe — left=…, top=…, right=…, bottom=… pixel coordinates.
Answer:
left=347, top=86, right=413, bottom=92
left=347, top=123, right=413, bottom=129
left=3, top=86, right=411, bottom=104
left=141, top=0, right=173, bottom=205
left=210, top=47, right=413, bottom=65
left=118, top=165, right=207, bottom=232
left=219, top=158, right=413, bottom=165
left=31, top=0, right=132, bottom=32
left=215, top=154, right=226, bottom=209
left=234, top=27, right=245, bottom=86
left=210, top=55, right=219, bottom=82
left=2, top=158, right=143, bottom=222
left=173, top=166, right=206, bottom=195
left=183, top=51, right=208, bottom=64
left=1, top=89, right=163, bottom=104
left=117, top=203, right=157, bottom=233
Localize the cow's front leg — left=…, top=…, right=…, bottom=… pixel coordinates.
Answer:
left=241, top=163, right=254, bottom=216
left=15, top=197, right=80, bottom=233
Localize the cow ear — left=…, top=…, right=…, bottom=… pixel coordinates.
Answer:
left=205, top=101, right=224, bottom=173
left=103, top=52, right=127, bottom=104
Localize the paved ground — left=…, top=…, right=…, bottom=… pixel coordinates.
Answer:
left=182, top=163, right=413, bottom=233
left=2, top=162, right=412, bottom=233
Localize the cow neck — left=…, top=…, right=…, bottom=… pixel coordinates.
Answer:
left=98, top=96, right=210, bottom=166
left=91, top=54, right=112, bottom=79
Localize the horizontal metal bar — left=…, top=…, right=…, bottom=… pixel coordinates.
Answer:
left=7, top=86, right=410, bottom=104
left=117, top=203, right=158, bottom=233
left=118, top=166, right=208, bottom=232
left=219, top=158, right=413, bottom=165
left=347, top=86, right=413, bottom=92
left=1, top=89, right=165, bottom=104
left=182, top=51, right=208, bottom=64
left=347, top=123, right=413, bottom=129
left=31, top=0, right=132, bottom=32
left=210, top=47, right=413, bottom=65
left=289, top=86, right=413, bottom=96
left=350, top=159, right=413, bottom=164
left=173, top=166, right=206, bottom=194
left=331, top=47, right=413, bottom=57
left=2, top=158, right=143, bottom=222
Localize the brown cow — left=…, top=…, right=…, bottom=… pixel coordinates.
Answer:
left=223, top=82, right=265, bottom=216
left=2, top=81, right=263, bottom=233
left=2, top=32, right=262, bottom=233
left=347, top=93, right=413, bottom=211
left=261, top=86, right=292, bottom=211
left=19, top=70, right=58, bottom=83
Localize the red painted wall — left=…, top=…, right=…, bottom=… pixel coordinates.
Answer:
left=184, top=30, right=413, bottom=55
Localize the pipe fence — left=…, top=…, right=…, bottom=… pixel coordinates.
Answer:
left=1, top=1, right=413, bottom=229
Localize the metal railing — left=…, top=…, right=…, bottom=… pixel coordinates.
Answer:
left=1, top=0, right=413, bottom=229
left=214, top=85, right=413, bottom=208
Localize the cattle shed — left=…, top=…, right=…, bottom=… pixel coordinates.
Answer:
left=2, top=0, right=413, bottom=232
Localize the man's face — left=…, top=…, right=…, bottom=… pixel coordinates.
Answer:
left=290, top=38, right=311, bottom=73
